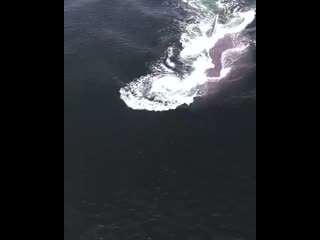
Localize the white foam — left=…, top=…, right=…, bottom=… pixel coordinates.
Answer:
left=165, top=47, right=176, bottom=68
left=120, top=0, right=256, bottom=111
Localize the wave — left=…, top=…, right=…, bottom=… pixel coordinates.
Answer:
left=64, top=0, right=101, bottom=12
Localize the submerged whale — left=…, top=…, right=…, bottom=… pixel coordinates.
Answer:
left=206, top=34, right=234, bottom=78
left=205, top=15, right=235, bottom=78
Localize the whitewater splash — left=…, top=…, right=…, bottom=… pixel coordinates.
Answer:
left=120, top=0, right=256, bottom=111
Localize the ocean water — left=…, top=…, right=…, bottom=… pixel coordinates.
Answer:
left=64, top=0, right=256, bottom=239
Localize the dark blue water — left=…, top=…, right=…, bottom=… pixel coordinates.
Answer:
left=64, top=1, right=256, bottom=239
